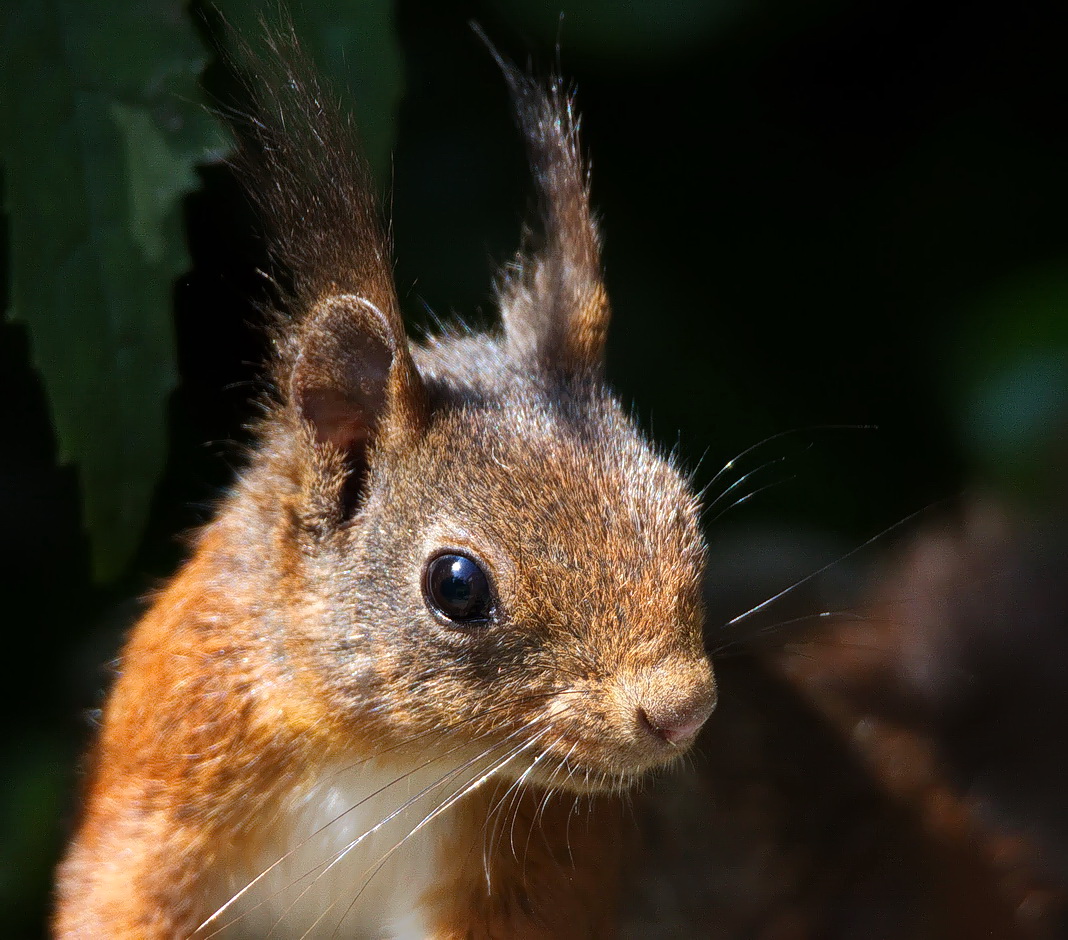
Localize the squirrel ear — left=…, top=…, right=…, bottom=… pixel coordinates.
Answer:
left=228, top=26, right=425, bottom=460
left=490, top=47, right=610, bottom=374
left=289, top=295, right=426, bottom=458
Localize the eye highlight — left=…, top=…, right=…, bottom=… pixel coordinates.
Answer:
left=423, top=552, right=495, bottom=625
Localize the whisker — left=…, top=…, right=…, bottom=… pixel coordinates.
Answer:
left=485, top=750, right=537, bottom=875
left=481, top=715, right=573, bottom=887
left=199, top=745, right=478, bottom=940
left=724, top=501, right=945, bottom=630
left=282, top=718, right=550, bottom=938
left=715, top=573, right=1018, bottom=659
left=685, top=443, right=713, bottom=487
left=497, top=763, right=536, bottom=865
left=705, top=475, right=797, bottom=528
left=704, top=425, right=874, bottom=495
left=481, top=776, right=508, bottom=891
left=191, top=694, right=568, bottom=937
left=506, top=731, right=567, bottom=862
left=324, top=725, right=554, bottom=938
left=565, top=792, right=581, bottom=869
left=702, top=455, right=790, bottom=516
left=710, top=610, right=870, bottom=655
left=523, top=739, right=578, bottom=871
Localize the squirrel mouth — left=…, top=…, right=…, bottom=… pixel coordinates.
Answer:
left=501, top=733, right=694, bottom=797
left=510, top=674, right=715, bottom=793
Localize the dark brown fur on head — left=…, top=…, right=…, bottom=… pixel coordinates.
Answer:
left=225, top=24, right=715, bottom=791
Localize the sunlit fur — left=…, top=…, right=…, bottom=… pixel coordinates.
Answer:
left=54, top=23, right=713, bottom=939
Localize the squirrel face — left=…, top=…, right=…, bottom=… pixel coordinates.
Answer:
left=293, top=371, right=715, bottom=792
left=234, top=35, right=716, bottom=795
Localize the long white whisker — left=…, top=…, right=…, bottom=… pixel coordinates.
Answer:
left=704, top=425, right=874, bottom=494
left=276, top=717, right=549, bottom=939
left=710, top=610, right=870, bottom=655
left=195, top=737, right=476, bottom=939
left=565, top=792, right=581, bottom=869
left=478, top=692, right=586, bottom=886
left=705, top=475, right=797, bottom=527
left=481, top=775, right=511, bottom=893
left=523, top=739, right=577, bottom=870
left=484, top=752, right=534, bottom=877
left=323, top=726, right=554, bottom=938
left=702, top=455, right=790, bottom=516
left=724, top=502, right=943, bottom=629
left=506, top=731, right=567, bottom=862
left=191, top=696, right=564, bottom=938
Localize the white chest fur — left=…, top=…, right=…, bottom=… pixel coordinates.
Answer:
left=207, top=758, right=476, bottom=939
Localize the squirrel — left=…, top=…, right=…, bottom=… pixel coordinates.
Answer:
left=54, top=24, right=717, bottom=940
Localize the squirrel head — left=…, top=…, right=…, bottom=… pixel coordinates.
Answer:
left=229, top=30, right=715, bottom=792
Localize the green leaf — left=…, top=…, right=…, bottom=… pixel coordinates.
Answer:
left=216, top=0, right=403, bottom=186
left=1, top=0, right=227, bottom=580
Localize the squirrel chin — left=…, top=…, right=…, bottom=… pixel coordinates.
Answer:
left=498, top=744, right=695, bottom=797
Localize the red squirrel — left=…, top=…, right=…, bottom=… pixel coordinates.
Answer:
left=54, top=26, right=716, bottom=938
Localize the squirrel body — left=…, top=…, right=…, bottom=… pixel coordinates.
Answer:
left=57, top=518, right=627, bottom=938
left=55, top=27, right=713, bottom=939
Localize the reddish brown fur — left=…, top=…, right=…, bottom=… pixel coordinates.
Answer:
left=55, top=24, right=714, bottom=939
left=426, top=790, right=626, bottom=938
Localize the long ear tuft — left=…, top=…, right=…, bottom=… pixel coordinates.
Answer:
left=478, top=30, right=611, bottom=375
left=225, top=20, right=424, bottom=485
left=227, top=19, right=400, bottom=328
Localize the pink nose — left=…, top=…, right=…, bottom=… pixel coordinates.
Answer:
left=638, top=692, right=717, bottom=747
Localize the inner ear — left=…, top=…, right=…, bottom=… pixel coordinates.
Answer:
left=289, top=295, right=424, bottom=508
left=294, top=330, right=390, bottom=453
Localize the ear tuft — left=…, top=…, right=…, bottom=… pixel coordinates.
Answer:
left=227, top=21, right=396, bottom=319
left=225, top=24, right=426, bottom=505
left=478, top=32, right=611, bottom=374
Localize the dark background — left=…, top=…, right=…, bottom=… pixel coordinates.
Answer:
left=3, top=0, right=1068, bottom=934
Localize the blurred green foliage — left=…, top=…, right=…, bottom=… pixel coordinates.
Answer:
left=1, top=0, right=224, bottom=581
left=1, top=0, right=400, bottom=583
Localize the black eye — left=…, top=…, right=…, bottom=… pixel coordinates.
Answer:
left=424, top=553, right=494, bottom=624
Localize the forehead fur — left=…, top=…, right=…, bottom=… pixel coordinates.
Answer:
left=403, top=333, right=705, bottom=578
